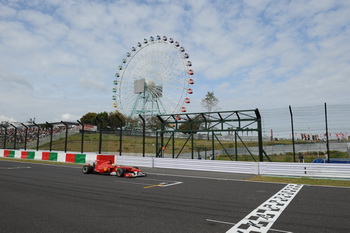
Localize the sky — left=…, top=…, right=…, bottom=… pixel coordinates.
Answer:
left=1, top=0, right=350, bottom=125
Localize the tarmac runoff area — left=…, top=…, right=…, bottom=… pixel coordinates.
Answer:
left=0, top=160, right=349, bottom=233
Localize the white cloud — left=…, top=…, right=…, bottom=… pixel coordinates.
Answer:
left=0, top=115, right=17, bottom=123
left=0, top=3, right=16, bottom=17
left=0, top=0, right=349, bottom=126
left=60, top=113, right=79, bottom=122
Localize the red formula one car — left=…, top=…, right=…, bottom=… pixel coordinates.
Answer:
left=82, top=159, right=146, bottom=178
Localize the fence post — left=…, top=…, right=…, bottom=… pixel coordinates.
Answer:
left=212, top=131, right=215, bottom=160
left=155, top=131, right=159, bottom=157
left=255, top=109, right=264, bottom=162
left=46, top=122, right=53, bottom=152
left=289, top=105, right=296, bottom=162
left=21, top=123, right=28, bottom=151
left=156, top=116, right=164, bottom=158
left=235, top=132, right=238, bottom=161
left=33, top=122, right=40, bottom=151
left=10, top=124, right=17, bottom=150
left=61, top=121, right=69, bottom=153
left=139, top=114, right=145, bottom=157
left=325, top=103, right=330, bottom=163
left=115, top=115, right=123, bottom=156
left=95, top=116, right=102, bottom=154
left=1, top=125, right=7, bottom=149
left=77, top=120, right=84, bottom=154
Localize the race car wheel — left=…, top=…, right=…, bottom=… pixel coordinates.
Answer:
left=82, top=165, right=94, bottom=174
left=116, top=168, right=126, bottom=177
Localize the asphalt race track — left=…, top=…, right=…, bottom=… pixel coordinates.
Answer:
left=0, top=160, right=349, bottom=233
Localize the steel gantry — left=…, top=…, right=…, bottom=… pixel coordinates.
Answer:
left=155, top=109, right=270, bottom=162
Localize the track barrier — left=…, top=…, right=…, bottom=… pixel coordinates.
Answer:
left=1, top=149, right=350, bottom=179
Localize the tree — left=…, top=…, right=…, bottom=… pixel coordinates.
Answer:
left=80, top=112, right=97, bottom=125
left=146, top=116, right=161, bottom=131
left=201, top=91, right=219, bottom=139
left=201, top=91, right=219, bottom=112
left=108, top=111, right=126, bottom=129
left=124, top=116, right=141, bottom=130
left=92, top=112, right=109, bottom=129
left=179, top=114, right=203, bottom=134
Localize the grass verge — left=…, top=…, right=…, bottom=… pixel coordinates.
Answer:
left=247, top=175, right=350, bottom=187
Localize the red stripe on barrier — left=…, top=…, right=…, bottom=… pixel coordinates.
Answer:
left=66, top=153, right=76, bottom=163
left=42, top=152, right=50, bottom=160
left=21, top=151, right=28, bottom=159
left=4, top=150, right=10, bottom=157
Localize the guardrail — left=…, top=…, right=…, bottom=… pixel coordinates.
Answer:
left=1, top=149, right=349, bottom=179
left=259, top=162, right=350, bottom=179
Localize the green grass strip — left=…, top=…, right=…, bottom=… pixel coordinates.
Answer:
left=247, top=175, right=350, bottom=187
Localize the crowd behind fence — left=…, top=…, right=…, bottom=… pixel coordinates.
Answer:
left=260, top=104, right=350, bottom=141
left=0, top=125, right=78, bottom=150
left=0, top=127, right=74, bottom=144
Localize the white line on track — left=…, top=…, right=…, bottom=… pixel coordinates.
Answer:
left=113, top=178, right=182, bottom=188
left=0, top=166, right=31, bottom=170
left=160, top=181, right=183, bottom=187
left=141, top=178, right=183, bottom=187
left=226, top=184, right=303, bottom=233
left=206, top=219, right=235, bottom=225
left=113, top=180, right=159, bottom=186
left=143, top=178, right=177, bottom=182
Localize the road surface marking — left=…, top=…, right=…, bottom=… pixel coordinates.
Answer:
left=114, top=178, right=182, bottom=189
left=114, top=180, right=160, bottom=186
left=206, top=219, right=293, bottom=233
left=226, top=183, right=303, bottom=233
left=161, top=181, right=183, bottom=187
left=144, top=181, right=183, bottom=189
left=143, top=184, right=164, bottom=189
left=0, top=166, right=31, bottom=170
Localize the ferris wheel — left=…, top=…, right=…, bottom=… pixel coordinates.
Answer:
left=112, top=35, right=194, bottom=117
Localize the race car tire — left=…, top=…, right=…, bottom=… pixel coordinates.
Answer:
left=116, top=168, right=126, bottom=177
left=82, top=165, right=94, bottom=174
